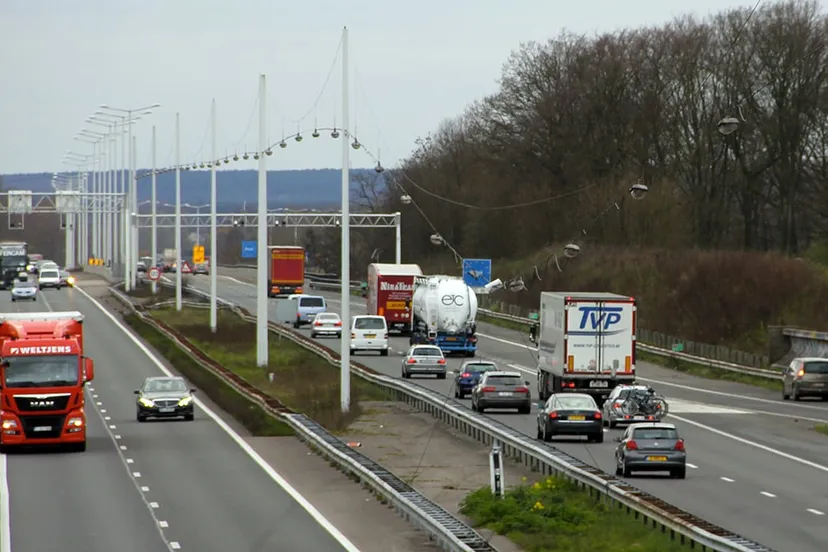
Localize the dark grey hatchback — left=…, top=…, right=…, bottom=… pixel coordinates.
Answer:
left=135, top=376, right=196, bottom=422
left=614, top=422, right=686, bottom=479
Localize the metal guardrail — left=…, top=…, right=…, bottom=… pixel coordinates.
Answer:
left=108, top=282, right=496, bottom=552
left=118, top=276, right=775, bottom=552
left=217, top=264, right=782, bottom=381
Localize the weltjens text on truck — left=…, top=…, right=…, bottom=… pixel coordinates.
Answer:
left=0, top=311, right=95, bottom=453
left=536, top=292, right=636, bottom=406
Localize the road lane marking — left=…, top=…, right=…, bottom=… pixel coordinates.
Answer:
left=686, top=463, right=699, bottom=469
left=720, top=477, right=735, bottom=482
left=761, top=492, right=776, bottom=498
left=150, top=502, right=159, bottom=508
left=170, top=543, right=181, bottom=550
left=76, top=284, right=364, bottom=552
left=807, top=508, right=824, bottom=515
left=127, top=459, right=134, bottom=464
left=0, top=454, right=10, bottom=552
left=141, top=486, right=150, bottom=492
left=133, top=472, right=142, bottom=477
left=159, top=520, right=168, bottom=527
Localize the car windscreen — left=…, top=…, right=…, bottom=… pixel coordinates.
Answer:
left=299, top=297, right=324, bottom=308
left=14, top=281, right=36, bottom=288
left=632, top=428, right=679, bottom=440
left=412, top=347, right=442, bottom=357
left=145, top=379, right=188, bottom=393
left=40, top=270, right=59, bottom=278
left=354, top=317, right=385, bottom=330
left=465, top=363, right=497, bottom=373
left=556, top=396, right=596, bottom=410
left=484, top=375, right=521, bottom=386
left=803, top=361, right=828, bottom=374
left=316, top=314, right=339, bottom=321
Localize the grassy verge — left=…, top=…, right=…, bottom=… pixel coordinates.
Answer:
left=477, top=312, right=783, bottom=391
left=150, top=307, right=393, bottom=431
left=122, top=312, right=293, bottom=436
left=814, top=424, right=828, bottom=437
left=461, top=475, right=691, bottom=552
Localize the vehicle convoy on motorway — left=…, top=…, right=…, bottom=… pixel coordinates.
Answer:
left=536, top=392, right=604, bottom=443
left=401, top=344, right=447, bottom=379
left=409, top=274, right=478, bottom=356
left=614, top=422, right=687, bottom=479
left=350, top=314, right=389, bottom=355
left=0, top=240, right=28, bottom=289
left=782, top=357, right=828, bottom=401
left=366, top=262, right=423, bottom=334
left=452, top=360, right=499, bottom=398
left=536, top=291, right=637, bottom=405
left=0, top=311, right=94, bottom=453
left=135, top=376, right=196, bottom=421
left=602, top=384, right=669, bottom=428
left=470, top=370, right=532, bottom=413
left=11, top=272, right=38, bottom=301
left=268, top=245, right=305, bottom=297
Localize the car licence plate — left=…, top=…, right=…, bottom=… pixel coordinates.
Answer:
left=33, top=426, right=52, bottom=432
left=498, top=392, right=513, bottom=397
left=365, top=334, right=376, bottom=339
left=647, top=456, right=667, bottom=462
left=568, top=415, right=585, bottom=421
left=814, top=383, right=825, bottom=387
left=159, top=407, right=175, bottom=413
left=589, top=380, right=609, bottom=388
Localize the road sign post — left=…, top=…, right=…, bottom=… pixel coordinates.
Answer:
left=193, top=245, right=205, bottom=264
left=241, top=240, right=257, bottom=259
left=462, top=258, right=493, bottom=292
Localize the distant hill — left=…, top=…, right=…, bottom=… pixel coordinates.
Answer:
left=0, top=169, right=387, bottom=209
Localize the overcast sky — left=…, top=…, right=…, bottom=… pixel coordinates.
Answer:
left=0, top=0, right=792, bottom=175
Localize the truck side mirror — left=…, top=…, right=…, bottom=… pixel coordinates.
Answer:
left=83, top=357, right=95, bottom=382
left=134, top=390, right=140, bottom=394
left=190, top=388, right=197, bottom=393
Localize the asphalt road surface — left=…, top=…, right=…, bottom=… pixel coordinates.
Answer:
left=1, top=284, right=359, bottom=552
left=203, top=269, right=828, bottom=552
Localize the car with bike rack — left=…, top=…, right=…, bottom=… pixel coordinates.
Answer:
left=602, top=384, right=669, bottom=428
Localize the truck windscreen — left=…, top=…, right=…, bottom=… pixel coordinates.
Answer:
left=2, top=355, right=79, bottom=388
left=1, top=255, right=27, bottom=269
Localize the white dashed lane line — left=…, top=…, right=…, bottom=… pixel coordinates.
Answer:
left=807, top=509, right=825, bottom=516
left=87, top=391, right=183, bottom=549
left=720, top=477, right=735, bottom=482
left=760, top=492, right=776, bottom=498
left=686, top=463, right=698, bottom=469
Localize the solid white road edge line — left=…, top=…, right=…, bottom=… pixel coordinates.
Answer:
left=669, top=413, right=828, bottom=474
left=75, top=285, right=363, bottom=552
left=0, top=454, right=10, bottom=552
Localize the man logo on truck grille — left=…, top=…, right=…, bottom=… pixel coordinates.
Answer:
left=441, top=294, right=465, bottom=306
left=30, top=400, right=55, bottom=407
left=573, top=306, right=626, bottom=336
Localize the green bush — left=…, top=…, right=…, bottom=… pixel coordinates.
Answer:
left=123, top=313, right=292, bottom=436
left=460, top=475, right=690, bottom=552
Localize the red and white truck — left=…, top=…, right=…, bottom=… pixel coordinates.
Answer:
left=536, top=292, right=636, bottom=405
left=268, top=245, right=305, bottom=297
left=0, top=311, right=95, bottom=452
left=367, top=263, right=423, bottom=333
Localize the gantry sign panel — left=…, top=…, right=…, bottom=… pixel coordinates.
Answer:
left=134, top=213, right=400, bottom=228
left=0, top=192, right=124, bottom=214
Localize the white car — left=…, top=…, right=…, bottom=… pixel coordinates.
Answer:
left=310, top=312, right=343, bottom=338
left=38, top=267, right=63, bottom=289
left=11, top=275, right=37, bottom=301
left=350, top=315, right=389, bottom=356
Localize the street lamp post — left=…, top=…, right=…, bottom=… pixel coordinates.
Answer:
left=256, top=74, right=268, bottom=367
left=151, top=125, right=158, bottom=295
left=340, top=26, right=351, bottom=413
left=210, top=98, right=218, bottom=333
left=175, top=112, right=182, bottom=311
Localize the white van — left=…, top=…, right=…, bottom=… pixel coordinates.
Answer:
left=291, top=295, right=327, bottom=328
left=350, top=315, right=389, bottom=356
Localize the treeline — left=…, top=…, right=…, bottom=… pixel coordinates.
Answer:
left=346, top=0, right=828, bottom=268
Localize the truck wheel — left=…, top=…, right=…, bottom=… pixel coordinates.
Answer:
left=380, top=350, right=388, bottom=357
left=350, top=348, right=356, bottom=355
left=466, top=351, right=476, bottom=358
left=437, top=372, right=446, bottom=379
left=67, top=441, right=86, bottom=453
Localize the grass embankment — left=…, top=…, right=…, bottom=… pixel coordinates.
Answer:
left=123, top=311, right=292, bottom=436
left=150, top=307, right=392, bottom=431
left=815, top=424, right=828, bottom=437
left=461, top=475, right=691, bottom=552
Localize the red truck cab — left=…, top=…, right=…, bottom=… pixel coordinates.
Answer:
left=367, top=263, right=423, bottom=334
left=0, top=311, right=95, bottom=453
left=268, top=245, right=305, bottom=297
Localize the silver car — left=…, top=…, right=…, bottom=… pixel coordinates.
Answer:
left=310, top=312, right=343, bottom=338
left=401, top=345, right=447, bottom=379
left=11, top=276, right=37, bottom=302
left=614, top=422, right=687, bottom=479
left=602, top=385, right=667, bottom=428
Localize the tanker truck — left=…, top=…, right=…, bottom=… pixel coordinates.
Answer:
left=408, top=275, right=478, bottom=356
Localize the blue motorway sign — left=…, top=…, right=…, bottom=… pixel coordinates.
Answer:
left=462, top=258, right=492, bottom=288
left=241, top=240, right=257, bottom=259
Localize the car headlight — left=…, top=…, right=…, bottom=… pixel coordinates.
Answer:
left=1, top=419, right=18, bottom=430
left=178, top=396, right=193, bottom=407
left=67, top=276, right=76, bottom=285
left=67, top=416, right=83, bottom=427
left=138, top=397, right=155, bottom=407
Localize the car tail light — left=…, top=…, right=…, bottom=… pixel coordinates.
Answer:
left=674, top=439, right=685, bottom=451
left=564, top=381, right=575, bottom=388
left=351, top=333, right=356, bottom=339
left=613, top=401, right=623, bottom=409
left=515, top=386, right=529, bottom=393
left=594, top=411, right=602, bottom=419
left=314, top=321, right=322, bottom=326
left=461, top=372, right=471, bottom=378
left=548, top=411, right=558, bottom=419
left=407, top=358, right=417, bottom=364
left=437, top=359, right=446, bottom=365
left=334, top=321, right=342, bottom=326
left=481, top=386, right=496, bottom=393
left=625, top=440, right=638, bottom=450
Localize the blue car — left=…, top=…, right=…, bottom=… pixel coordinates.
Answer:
left=453, top=360, right=499, bottom=399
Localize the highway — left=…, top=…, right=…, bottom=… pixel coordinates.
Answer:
left=1, top=284, right=360, bottom=552
left=202, top=269, right=828, bottom=552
